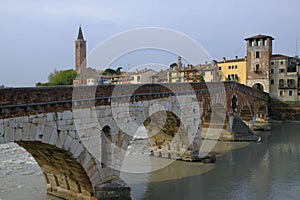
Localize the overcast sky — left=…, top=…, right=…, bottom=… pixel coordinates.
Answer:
left=1, top=0, right=300, bottom=87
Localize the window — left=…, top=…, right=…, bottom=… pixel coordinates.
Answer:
left=271, top=79, right=274, bottom=85
left=279, top=91, right=283, bottom=96
left=280, top=61, right=284, bottom=65
left=211, top=71, right=213, bottom=75
left=137, top=76, right=141, bottom=82
left=227, top=75, right=231, bottom=80
left=255, top=64, right=260, bottom=72
left=271, top=68, right=274, bottom=74
left=219, top=67, right=222, bottom=70
left=279, top=68, right=285, bottom=73
left=235, top=65, right=238, bottom=69
left=228, top=66, right=231, bottom=69
left=279, top=79, right=284, bottom=87
left=271, top=61, right=274, bottom=65
left=256, top=51, right=260, bottom=58
left=289, top=90, right=293, bottom=96
left=287, top=79, right=295, bottom=87
left=263, top=39, right=266, bottom=46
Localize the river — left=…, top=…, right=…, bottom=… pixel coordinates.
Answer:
left=1, top=122, right=300, bottom=200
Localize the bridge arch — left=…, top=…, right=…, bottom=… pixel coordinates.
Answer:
left=143, top=111, right=181, bottom=155
left=1, top=117, right=100, bottom=199
left=256, top=105, right=268, bottom=121
left=239, top=104, right=253, bottom=122
left=231, top=95, right=238, bottom=113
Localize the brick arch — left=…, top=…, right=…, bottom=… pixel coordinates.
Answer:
left=233, top=92, right=254, bottom=117
left=143, top=110, right=181, bottom=152
left=2, top=119, right=100, bottom=199
left=239, top=104, right=254, bottom=122
left=231, top=94, right=238, bottom=113
left=255, top=105, right=268, bottom=120
left=98, top=116, right=132, bottom=173
left=137, top=96, right=201, bottom=160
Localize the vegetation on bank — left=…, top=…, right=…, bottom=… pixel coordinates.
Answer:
left=36, top=69, right=77, bottom=87
left=0, top=84, right=4, bottom=88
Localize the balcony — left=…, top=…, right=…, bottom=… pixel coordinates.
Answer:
left=278, top=85, right=297, bottom=89
left=287, top=72, right=298, bottom=76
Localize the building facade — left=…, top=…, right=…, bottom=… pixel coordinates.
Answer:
left=269, top=54, right=300, bottom=101
left=167, top=57, right=218, bottom=83
left=216, top=57, right=247, bottom=84
left=129, top=68, right=157, bottom=84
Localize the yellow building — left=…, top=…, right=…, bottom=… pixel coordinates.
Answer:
left=216, top=57, right=247, bottom=85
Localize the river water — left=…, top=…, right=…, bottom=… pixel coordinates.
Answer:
left=1, top=122, right=300, bottom=200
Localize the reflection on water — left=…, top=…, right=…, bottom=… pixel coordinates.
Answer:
left=1, top=122, right=300, bottom=200
left=131, top=122, right=300, bottom=200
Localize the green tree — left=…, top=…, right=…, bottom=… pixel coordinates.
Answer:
left=170, top=63, right=178, bottom=69
left=102, top=67, right=122, bottom=75
left=116, top=67, right=122, bottom=75
left=0, top=84, right=4, bottom=88
left=36, top=69, right=77, bottom=87
left=35, top=82, right=51, bottom=87
left=193, top=74, right=205, bottom=82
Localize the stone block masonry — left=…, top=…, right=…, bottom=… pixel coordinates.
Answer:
left=0, top=82, right=269, bottom=199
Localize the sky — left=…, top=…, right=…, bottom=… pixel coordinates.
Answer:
left=1, top=0, right=300, bottom=87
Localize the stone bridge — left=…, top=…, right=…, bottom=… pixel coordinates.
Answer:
left=0, top=81, right=269, bottom=199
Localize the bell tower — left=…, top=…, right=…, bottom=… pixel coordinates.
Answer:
left=245, top=34, right=274, bottom=93
left=75, top=26, right=86, bottom=74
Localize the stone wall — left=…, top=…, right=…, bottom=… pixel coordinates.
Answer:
left=269, top=105, right=300, bottom=121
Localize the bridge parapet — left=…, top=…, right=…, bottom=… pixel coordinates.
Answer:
left=0, top=82, right=268, bottom=119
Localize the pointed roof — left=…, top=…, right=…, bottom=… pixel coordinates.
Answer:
left=77, top=26, right=84, bottom=40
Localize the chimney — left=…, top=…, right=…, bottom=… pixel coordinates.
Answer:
left=223, top=57, right=226, bottom=62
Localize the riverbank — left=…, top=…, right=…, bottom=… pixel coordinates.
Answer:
left=269, top=100, right=300, bottom=121
left=120, top=138, right=250, bottom=184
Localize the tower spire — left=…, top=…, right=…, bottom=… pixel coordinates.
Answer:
left=77, top=26, right=84, bottom=40
left=75, top=26, right=87, bottom=75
